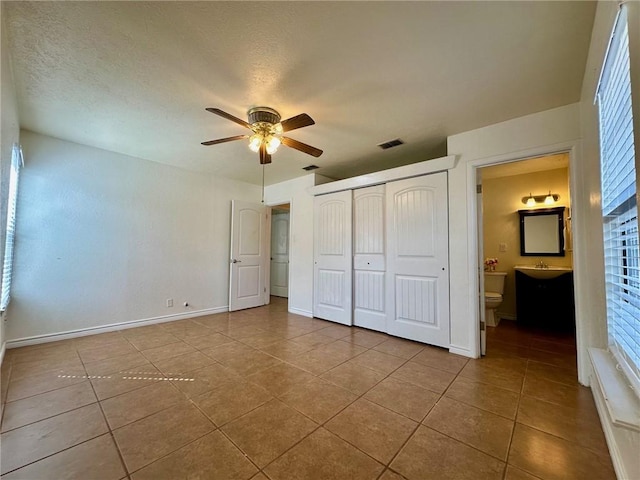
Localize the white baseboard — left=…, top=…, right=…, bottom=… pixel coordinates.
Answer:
left=288, top=307, right=313, bottom=318
left=589, top=348, right=640, bottom=480
left=6, top=306, right=229, bottom=349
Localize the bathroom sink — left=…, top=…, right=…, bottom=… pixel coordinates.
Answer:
left=514, top=265, right=573, bottom=280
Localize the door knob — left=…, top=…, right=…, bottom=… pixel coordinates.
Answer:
left=231, top=259, right=241, bottom=263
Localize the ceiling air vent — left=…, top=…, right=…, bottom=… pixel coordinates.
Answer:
left=302, top=165, right=319, bottom=171
left=378, top=138, right=404, bottom=150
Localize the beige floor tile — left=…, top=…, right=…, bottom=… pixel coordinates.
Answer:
left=192, top=380, right=273, bottom=426
left=77, top=339, right=138, bottom=363
left=390, top=361, right=455, bottom=394
left=239, top=332, right=285, bottom=349
left=258, top=340, right=314, bottom=360
left=139, top=341, right=197, bottom=363
left=522, top=374, right=598, bottom=411
left=278, top=377, right=358, bottom=424
left=286, top=348, right=349, bottom=375
left=508, top=423, right=616, bottom=480
left=202, top=341, right=257, bottom=362
left=315, top=324, right=353, bottom=339
left=91, top=365, right=164, bottom=401
left=516, top=395, right=608, bottom=454
left=9, top=355, right=84, bottom=381
left=101, top=380, right=185, bottom=429
left=1, top=381, right=96, bottom=432
left=0, top=403, right=108, bottom=475
left=325, top=398, right=417, bottom=464
left=459, top=360, right=525, bottom=393
left=7, top=365, right=88, bottom=402
left=379, top=469, right=408, bottom=480
left=182, top=332, right=235, bottom=350
left=525, top=347, right=577, bottom=372
left=221, top=399, right=317, bottom=467
left=217, top=349, right=283, bottom=377
left=152, top=350, right=216, bottom=375
left=390, top=426, right=505, bottom=480
left=373, top=337, right=424, bottom=359
left=504, top=465, right=543, bottom=480
left=423, top=396, right=514, bottom=460
left=411, top=346, right=469, bottom=374
left=349, top=349, right=407, bottom=375
left=290, top=331, right=337, bottom=349
left=251, top=474, right=269, bottom=480
left=84, top=351, right=152, bottom=376
left=170, top=362, right=242, bottom=398
left=74, top=331, right=126, bottom=348
left=127, top=332, right=180, bottom=351
left=113, top=401, right=215, bottom=473
left=131, top=430, right=258, bottom=480
left=9, top=342, right=78, bottom=364
left=445, top=376, right=520, bottom=419
left=342, top=329, right=389, bottom=348
left=1, top=433, right=126, bottom=480
left=320, top=361, right=386, bottom=395
left=525, top=359, right=578, bottom=386
left=263, top=427, right=384, bottom=480
left=247, top=363, right=316, bottom=396
left=364, top=377, right=439, bottom=422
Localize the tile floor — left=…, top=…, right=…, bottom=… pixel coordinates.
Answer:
left=0, top=298, right=615, bottom=479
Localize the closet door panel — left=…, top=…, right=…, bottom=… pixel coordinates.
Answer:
left=353, top=185, right=386, bottom=331
left=313, top=191, right=353, bottom=325
left=386, top=172, right=450, bottom=347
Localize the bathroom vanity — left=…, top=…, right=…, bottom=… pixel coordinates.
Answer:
left=514, top=266, right=575, bottom=331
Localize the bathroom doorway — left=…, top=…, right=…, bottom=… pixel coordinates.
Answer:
left=477, top=153, right=576, bottom=358
left=270, top=203, right=291, bottom=300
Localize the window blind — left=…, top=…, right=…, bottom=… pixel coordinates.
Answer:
left=0, top=144, right=23, bottom=312
left=597, top=6, right=640, bottom=392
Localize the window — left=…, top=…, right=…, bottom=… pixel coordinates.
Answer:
left=1, top=143, right=23, bottom=312
left=596, top=5, right=640, bottom=393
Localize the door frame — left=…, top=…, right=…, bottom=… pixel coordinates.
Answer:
left=468, top=140, right=588, bottom=381
left=269, top=203, right=291, bottom=299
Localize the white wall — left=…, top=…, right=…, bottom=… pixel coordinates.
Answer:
left=447, top=103, right=583, bottom=360
left=7, top=131, right=260, bottom=342
left=264, top=174, right=320, bottom=317
left=0, top=4, right=20, bottom=360
left=579, top=3, right=640, bottom=479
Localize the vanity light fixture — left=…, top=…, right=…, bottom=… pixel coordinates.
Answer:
left=521, top=192, right=560, bottom=206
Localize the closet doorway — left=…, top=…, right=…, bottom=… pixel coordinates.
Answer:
left=270, top=204, right=290, bottom=299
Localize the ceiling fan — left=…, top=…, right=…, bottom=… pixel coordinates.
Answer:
left=201, top=106, right=323, bottom=165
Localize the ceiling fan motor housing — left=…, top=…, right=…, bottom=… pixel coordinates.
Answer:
left=248, top=107, right=281, bottom=126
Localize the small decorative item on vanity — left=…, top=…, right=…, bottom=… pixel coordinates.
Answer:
left=484, top=257, right=499, bottom=272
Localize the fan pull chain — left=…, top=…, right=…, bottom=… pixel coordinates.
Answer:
left=261, top=164, right=265, bottom=204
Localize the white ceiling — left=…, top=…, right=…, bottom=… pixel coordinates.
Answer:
left=3, top=1, right=596, bottom=186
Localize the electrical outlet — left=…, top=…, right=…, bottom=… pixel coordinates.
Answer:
left=499, top=243, right=507, bottom=252
left=166, top=298, right=173, bottom=307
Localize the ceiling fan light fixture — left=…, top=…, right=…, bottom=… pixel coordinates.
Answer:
left=266, top=136, right=281, bottom=154
left=248, top=133, right=262, bottom=152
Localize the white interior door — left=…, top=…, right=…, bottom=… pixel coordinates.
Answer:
left=386, top=172, right=450, bottom=347
left=313, top=191, right=352, bottom=325
left=270, top=210, right=290, bottom=298
left=229, top=200, right=269, bottom=311
left=353, top=185, right=386, bottom=332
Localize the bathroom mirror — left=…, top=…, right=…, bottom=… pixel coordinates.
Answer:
left=518, top=207, right=565, bottom=256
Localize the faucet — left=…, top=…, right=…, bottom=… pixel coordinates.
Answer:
left=536, top=259, right=548, bottom=269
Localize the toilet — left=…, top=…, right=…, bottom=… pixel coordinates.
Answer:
left=484, top=271, right=507, bottom=327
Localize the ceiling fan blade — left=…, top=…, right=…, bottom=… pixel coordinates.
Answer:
left=280, top=113, right=315, bottom=132
left=259, top=144, right=272, bottom=164
left=201, top=135, right=248, bottom=146
left=205, top=108, right=252, bottom=129
left=281, top=136, right=323, bottom=157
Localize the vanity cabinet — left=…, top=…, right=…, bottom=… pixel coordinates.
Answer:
left=515, top=270, right=575, bottom=331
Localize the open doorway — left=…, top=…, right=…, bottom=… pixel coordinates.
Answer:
left=270, top=203, right=290, bottom=302
left=477, top=152, right=576, bottom=362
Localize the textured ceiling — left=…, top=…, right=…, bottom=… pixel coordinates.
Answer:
left=3, top=1, right=596, bottom=186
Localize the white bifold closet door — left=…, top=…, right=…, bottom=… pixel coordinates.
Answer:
left=313, top=190, right=353, bottom=325
left=353, top=185, right=386, bottom=332
left=386, top=172, right=450, bottom=348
